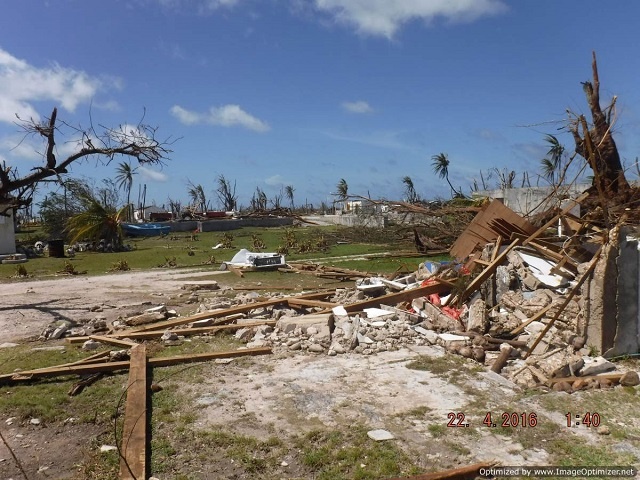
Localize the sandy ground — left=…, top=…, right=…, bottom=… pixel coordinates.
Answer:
left=0, top=268, right=224, bottom=343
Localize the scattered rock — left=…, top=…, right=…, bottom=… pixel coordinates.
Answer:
left=596, top=425, right=611, bottom=435
left=619, top=371, right=640, bottom=387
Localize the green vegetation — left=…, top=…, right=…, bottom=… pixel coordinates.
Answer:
left=7, top=224, right=447, bottom=281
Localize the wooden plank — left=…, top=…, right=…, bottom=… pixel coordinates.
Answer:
left=147, top=347, right=271, bottom=367
left=387, top=462, right=494, bottom=480
left=128, top=298, right=289, bottom=332
left=510, top=303, right=554, bottom=335
left=67, top=321, right=277, bottom=343
left=490, top=235, right=502, bottom=262
left=451, top=200, right=535, bottom=260
left=524, top=246, right=601, bottom=359
left=287, top=298, right=338, bottom=309
left=0, top=350, right=113, bottom=383
left=90, top=335, right=139, bottom=348
left=0, top=347, right=272, bottom=384
left=335, top=282, right=450, bottom=314
left=119, top=344, right=148, bottom=480
left=128, top=290, right=335, bottom=333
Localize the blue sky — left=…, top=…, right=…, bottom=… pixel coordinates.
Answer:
left=1, top=0, right=640, bottom=211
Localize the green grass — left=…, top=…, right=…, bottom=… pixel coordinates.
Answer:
left=293, top=426, right=422, bottom=480
left=7, top=225, right=448, bottom=280
left=406, top=353, right=483, bottom=379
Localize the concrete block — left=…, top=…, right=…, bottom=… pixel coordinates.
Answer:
left=581, top=356, right=615, bottom=376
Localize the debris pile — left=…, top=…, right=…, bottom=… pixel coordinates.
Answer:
left=18, top=195, right=640, bottom=396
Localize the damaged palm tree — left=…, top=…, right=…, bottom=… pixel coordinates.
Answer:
left=567, top=52, right=629, bottom=205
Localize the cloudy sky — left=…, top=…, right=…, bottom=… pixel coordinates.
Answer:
left=2, top=0, right=640, bottom=210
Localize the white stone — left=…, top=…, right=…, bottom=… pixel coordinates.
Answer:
left=100, top=445, right=118, bottom=453
left=367, top=429, right=395, bottom=441
left=50, top=325, right=68, bottom=339
left=0, top=343, right=19, bottom=349
left=332, top=306, right=348, bottom=316
left=82, top=340, right=100, bottom=351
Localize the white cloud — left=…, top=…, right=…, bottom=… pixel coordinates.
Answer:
left=0, top=47, right=118, bottom=124
left=0, top=135, right=42, bottom=161
left=156, top=0, right=243, bottom=13
left=265, top=174, right=284, bottom=186
left=138, top=165, right=169, bottom=182
left=312, top=0, right=508, bottom=38
left=342, top=100, right=373, bottom=114
left=170, top=104, right=270, bottom=132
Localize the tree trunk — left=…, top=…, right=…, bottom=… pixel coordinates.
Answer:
left=569, top=52, right=629, bottom=194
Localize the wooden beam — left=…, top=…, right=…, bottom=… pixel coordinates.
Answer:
left=128, top=299, right=288, bottom=332
left=0, top=347, right=272, bottom=384
left=287, top=298, right=338, bottom=309
left=147, top=347, right=271, bottom=367
left=334, top=281, right=450, bottom=314
left=119, top=344, right=148, bottom=480
left=66, top=321, right=277, bottom=343
left=90, top=335, right=139, bottom=348
left=128, top=290, right=335, bottom=333
left=509, top=303, right=554, bottom=335
left=387, top=462, right=494, bottom=480
left=0, top=350, right=114, bottom=383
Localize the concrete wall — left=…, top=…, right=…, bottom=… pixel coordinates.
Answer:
left=197, top=217, right=293, bottom=232
left=474, top=185, right=589, bottom=216
left=303, top=214, right=388, bottom=228
left=0, top=208, right=16, bottom=254
left=584, top=226, right=640, bottom=357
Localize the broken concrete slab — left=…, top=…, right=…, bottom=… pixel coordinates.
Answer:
left=581, top=356, right=615, bottom=376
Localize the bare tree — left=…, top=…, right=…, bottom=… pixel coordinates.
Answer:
left=1, top=107, right=173, bottom=215
left=270, top=189, right=283, bottom=209
left=215, top=174, right=237, bottom=211
left=167, top=197, right=181, bottom=220
left=567, top=52, right=629, bottom=194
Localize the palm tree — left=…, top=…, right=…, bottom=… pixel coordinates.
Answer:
left=115, top=161, right=137, bottom=221
left=335, top=178, right=348, bottom=212
left=65, top=193, right=127, bottom=248
left=540, top=134, right=565, bottom=184
left=402, top=176, right=419, bottom=203
left=285, top=185, right=295, bottom=210
left=336, top=178, right=348, bottom=200
left=431, top=153, right=458, bottom=197
left=187, top=181, right=208, bottom=212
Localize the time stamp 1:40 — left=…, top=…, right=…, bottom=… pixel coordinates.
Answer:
left=446, top=412, right=601, bottom=428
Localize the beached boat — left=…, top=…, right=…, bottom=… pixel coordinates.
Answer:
left=122, top=223, right=171, bottom=237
